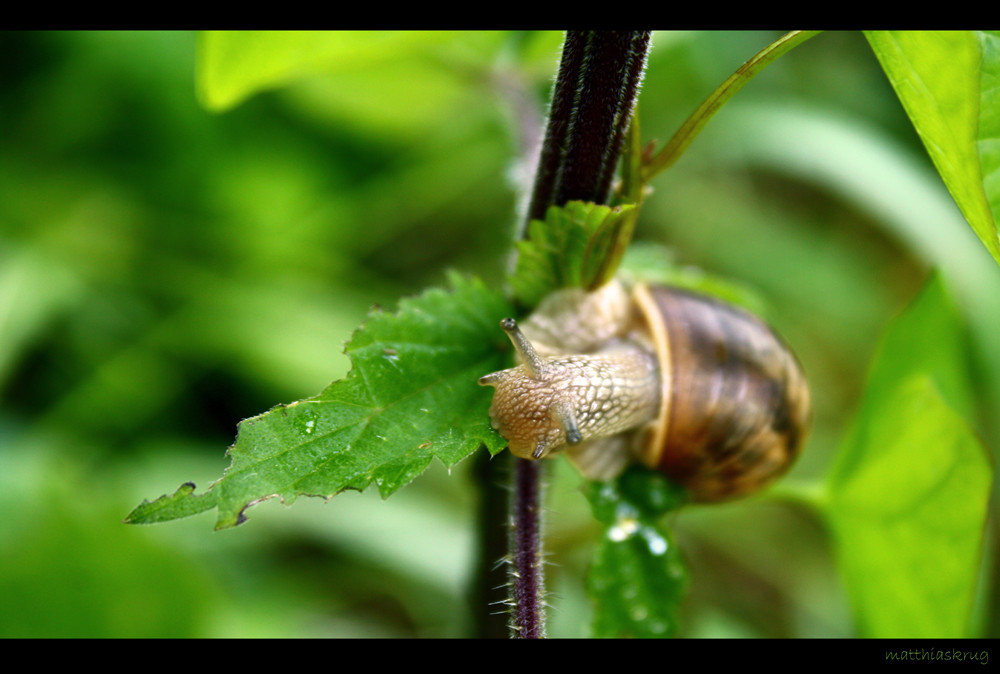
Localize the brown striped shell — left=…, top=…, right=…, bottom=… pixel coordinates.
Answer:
left=631, top=284, right=811, bottom=501
left=478, top=280, right=811, bottom=502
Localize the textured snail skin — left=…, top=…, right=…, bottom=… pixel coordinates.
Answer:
left=478, top=279, right=811, bottom=502
left=479, top=350, right=659, bottom=462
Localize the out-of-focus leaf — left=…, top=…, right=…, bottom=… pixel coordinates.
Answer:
left=851, top=274, right=976, bottom=421
left=619, top=242, right=771, bottom=319
left=865, top=31, right=1000, bottom=267
left=197, top=31, right=456, bottom=112
left=127, top=274, right=513, bottom=529
left=0, top=245, right=81, bottom=387
left=195, top=31, right=522, bottom=137
left=0, top=446, right=220, bottom=638
left=509, top=201, right=637, bottom=310
left=824, top=276, right=991, bottom=637
left=584, top=467, right=688, bottom=638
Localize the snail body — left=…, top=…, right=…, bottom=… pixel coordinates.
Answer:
left=478, top=279, right=810, bottom=502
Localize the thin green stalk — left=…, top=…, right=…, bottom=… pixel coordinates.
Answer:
left=642, top=30, right=821, bottom=183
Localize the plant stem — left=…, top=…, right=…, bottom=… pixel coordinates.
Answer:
left=642, top=30, right=820, bottom=182
left=509, top=457, right=546, bottom=637
left=526, top=31, right=652, bottom=223
left=506, top=30, right=652, bottom=639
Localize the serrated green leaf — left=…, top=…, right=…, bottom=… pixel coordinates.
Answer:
left=823, top=276, right=991, bottom=637
left=509, top=201, right=637, bottom=309
left=584, top=467, right=688, bottom=638
left=127, top=274, right=514, bottom=529
left=865, top=31, right=1000, bottom=267
left=124, top=483, right=218, bottom=525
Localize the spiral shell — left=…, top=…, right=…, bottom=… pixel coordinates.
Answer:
left=631, top=284, right=810, bottom=501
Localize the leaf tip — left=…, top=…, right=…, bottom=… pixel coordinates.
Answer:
left=124, top=481, right=218, bottom=526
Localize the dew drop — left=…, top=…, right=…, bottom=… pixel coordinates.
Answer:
left=608, top=516, right=639, bottom=542
left=643, top=528, right=668, bottom=556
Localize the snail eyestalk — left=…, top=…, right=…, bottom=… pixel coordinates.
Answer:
left=553, top=400, right=583, bottom=446
left=499, top=317, right=546, bottom=378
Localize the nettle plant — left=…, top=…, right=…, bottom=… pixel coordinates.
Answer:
left=128, top=31, right=997, bottom=638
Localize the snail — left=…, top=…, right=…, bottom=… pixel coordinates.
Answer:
left=478, top=279, right=810, bottom=502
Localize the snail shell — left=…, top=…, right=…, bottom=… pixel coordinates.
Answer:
left=478, top=279, right=810, bottom=502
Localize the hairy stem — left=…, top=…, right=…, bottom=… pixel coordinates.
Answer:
left=526, top=31, right=652, bottom=224
left=506, top=30, right=652, bottom=639
left=509, top=457, right=546, bottom=637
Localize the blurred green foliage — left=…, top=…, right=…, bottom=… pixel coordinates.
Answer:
left=823, top=276, right=990, bottom=637
left=0, top=30, right=996, bottom=638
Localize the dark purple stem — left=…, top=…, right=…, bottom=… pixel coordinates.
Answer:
left=510, top=457, right=546, bottom=638
left=525, top=31, right=651, bottom=223
left=508, top=30, right=652, bottom=639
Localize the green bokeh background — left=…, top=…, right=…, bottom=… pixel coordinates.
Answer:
left=0, top=31, right=996, bottom=638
